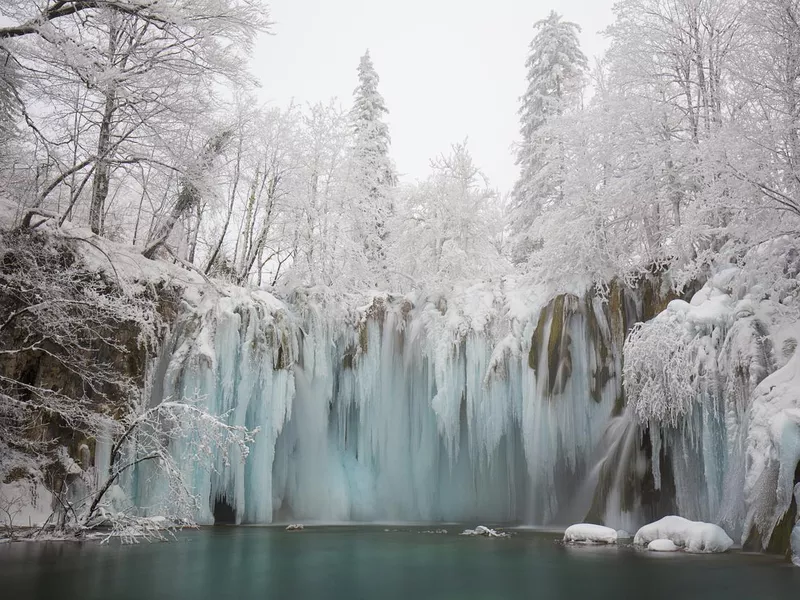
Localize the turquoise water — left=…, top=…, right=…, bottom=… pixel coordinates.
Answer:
left=1, top=526, right=798, bottom=599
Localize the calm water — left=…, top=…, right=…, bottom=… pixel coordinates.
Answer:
left=1, top=526, right=798, bottom=600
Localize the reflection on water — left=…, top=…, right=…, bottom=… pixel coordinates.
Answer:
left=1, top=527, right=798, bottom=600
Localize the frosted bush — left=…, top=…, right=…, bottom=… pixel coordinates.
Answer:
left=623, top=315, right=696, bottom=426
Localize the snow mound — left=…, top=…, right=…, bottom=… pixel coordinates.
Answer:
left=648, top=539, right=679, bottom=552
left=460, top=525, right=509, bottom=538
left=634, top=516, right=733, bottom=553
left=563, top=523, right=618, bottom=544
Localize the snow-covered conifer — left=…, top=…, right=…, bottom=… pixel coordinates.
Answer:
left=509, top=11, right=587, bottom=264
left=349, top=50, right=396, bottom=285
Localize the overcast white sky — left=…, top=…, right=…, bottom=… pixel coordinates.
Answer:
left=251, top=1, right=616, bottom=193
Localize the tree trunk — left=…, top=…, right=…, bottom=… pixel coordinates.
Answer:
left=89, top=18, right=119, bottom=235
left=143, top=131, right=231, bottom=260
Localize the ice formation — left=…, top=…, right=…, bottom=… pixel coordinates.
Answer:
left=634, top=516, right=733, bottom=553
left=623, top=270, right=800, bottom=545
left=131, top=281, right=628, bottom=526
left=743, top=354, right=800, bottom=549
left=563, top=523, right=618, bottom=544
left=123, top=263, right=799, bottom=555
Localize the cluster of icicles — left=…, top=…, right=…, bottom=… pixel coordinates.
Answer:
left=128, top=286, right=635, bottom=528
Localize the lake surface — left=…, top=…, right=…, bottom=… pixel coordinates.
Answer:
left=1, top=526, right=798, bottom=599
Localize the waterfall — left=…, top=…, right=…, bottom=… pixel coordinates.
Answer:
left=132, top=282, right=642, bottom=526
left=130, top=271, right=799, bottom=544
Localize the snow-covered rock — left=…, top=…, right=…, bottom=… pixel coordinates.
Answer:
left=634, top=516, right=733, bottom=553
left=563, top=523, right=618, bottom=544
left=460, top=525, right=509, bottom=538
left=648, top=539, right=679, bottom=552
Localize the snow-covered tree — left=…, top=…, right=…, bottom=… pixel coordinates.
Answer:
left=348, top=50, right=395, bottom=285
left=395, top=141, right=509, bottom=289
left=509, top=11, right=587, bottom=264
left=0, top=0, right=269, bottom=238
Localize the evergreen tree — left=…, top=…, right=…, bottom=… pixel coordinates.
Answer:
left=349, top=50, right=395, bottom=285
left=510, top=11, right=587, bottom=264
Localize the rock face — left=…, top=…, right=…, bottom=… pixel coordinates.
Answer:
left=634, top=516, right=734, bottom=554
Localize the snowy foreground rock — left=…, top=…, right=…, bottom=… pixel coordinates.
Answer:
left=634, top=516, right=733, bottom=553
left=563, top=523, right=618, bottom=545
left=460, top=525, right=509, bottom=538
left=647, top=539, right=679, bottom=552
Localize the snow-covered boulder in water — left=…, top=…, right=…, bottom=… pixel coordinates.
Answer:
left=634, top=516, right=733, bottom=553
left=460, top=525, right=509, bottom=538
left=648, top=539, right=679, bottom=552
left=563, top=523, right=618, bottom=544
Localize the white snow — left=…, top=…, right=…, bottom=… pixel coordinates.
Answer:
left=633, top=516, right=733, bottom=553
left=460, top=525, right=509, bottom=538
left=563, top=523, right=618, bottom=544
left=648, top=539, right=679, bottom=552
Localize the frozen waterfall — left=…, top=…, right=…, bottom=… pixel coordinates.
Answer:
left=132, top=284, right=634, bottom=527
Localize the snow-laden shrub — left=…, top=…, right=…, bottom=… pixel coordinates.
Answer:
left=624, top=314, right=696, bottom=426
